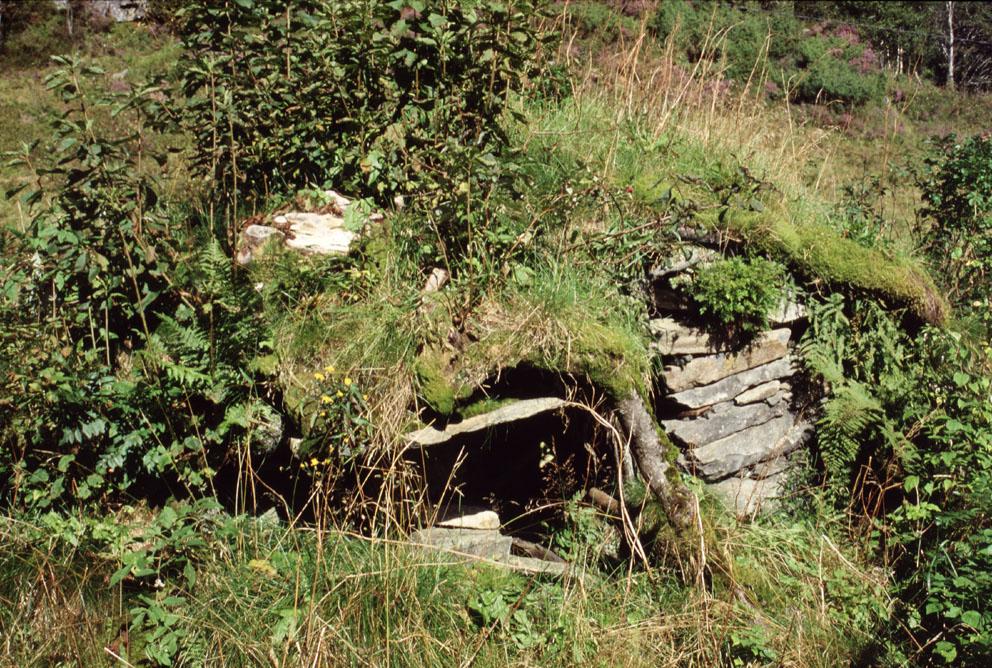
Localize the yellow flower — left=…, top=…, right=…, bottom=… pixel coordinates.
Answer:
left=324, top=365, right=335, bottom=373
left=320, top=411, right=327, bottom=417
left=320, top=394, right=332, bottom=404
left=336, top=390, right=344, bottom=398
left=362, top=394, right=369, bottom=401
left=310, top=457, right=319, bottom=467
left=313, top=372, right=325, bottom=382
left=343, top=377, right=352, bottom=386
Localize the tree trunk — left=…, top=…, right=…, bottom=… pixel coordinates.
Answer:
left=616, top=392, right=696, bottom=529
left=948, top=1, right=956, bottom=90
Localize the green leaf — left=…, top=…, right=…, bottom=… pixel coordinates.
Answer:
left=935, top=641, right=957, bottom=663
left=903, top=475, right=919, bottom=493
left=158, top=506, right=179, bottom=529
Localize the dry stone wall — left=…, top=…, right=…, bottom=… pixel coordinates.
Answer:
left=651, top=251, right=814, bottom=517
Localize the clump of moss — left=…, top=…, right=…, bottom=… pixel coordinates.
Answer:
left=414, top=348, right=473, bottom=416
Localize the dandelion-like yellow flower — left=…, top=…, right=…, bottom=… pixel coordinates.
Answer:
left=320, top=394, right=332, bottom=404
left=313, top=372, right=325, bottom=382
left=336, top=390, right=344, bottom=398
left=343, top=377, right=352, bottom=386
left=325, top=365, right=335, bottom=373
left=310, top=457, right=319, bottom=467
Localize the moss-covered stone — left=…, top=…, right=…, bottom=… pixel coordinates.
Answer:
left=414, top=348, right=473, bottom=416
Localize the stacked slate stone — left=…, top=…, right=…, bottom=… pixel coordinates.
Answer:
left=650, top=251, right=813, bottom=517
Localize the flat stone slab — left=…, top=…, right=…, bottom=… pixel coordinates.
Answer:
left=668, top=356, right=796, bottom=409
left=662, top=396, right=789, bottom=448
left=661, top=328, right=792, bottom=392
left=685, top=413, right=796, bottom=480
left=405, top=397, right=568, bottom=447
left=649, top=318, right=719, bottom=356
left=685, top=418, right=813, bottom=481
left=410, top=527, right=512, bottom=560
left=500, top=555, right=568, bottom=577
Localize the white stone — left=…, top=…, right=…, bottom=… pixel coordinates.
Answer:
left=438, top=510, right=501, bottom=531
left=769, top=297, right=807, bottom=325
left=734, top=380, right=783, bottom=405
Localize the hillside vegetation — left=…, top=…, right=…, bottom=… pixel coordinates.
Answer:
left=2, top=2, right=992, bottom=666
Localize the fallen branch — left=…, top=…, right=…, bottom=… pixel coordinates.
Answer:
left=511, top=537, right=567, bottom=564
left=616, top=391, right=696, bottom=529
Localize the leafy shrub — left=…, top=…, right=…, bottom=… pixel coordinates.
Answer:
left=1, top=59, right=269, bottom=508
left=799, top=288, right=992, bottom=662
left=177, top=0, right=547, bottom=257
left=651, top=1, right=801, bottom=87
left=688, top=256, right=785, bottom=337
left=917, top=133, right=992, bottom=306
left=794, top=33, right=885, bottom=106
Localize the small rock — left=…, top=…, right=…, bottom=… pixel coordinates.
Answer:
left=423, top=268, right=449, bottom=294
left=236, top=224, right=284, bottom=265
left=734, top=380, right=783, bottom=405
left=669, top=357, right=796, bottom=409
left=769, top=297, right=807, bottom=325
left=661, top=329, right=792, bottom=393
left=250, top=403, right=284, bottom=454
left=438, top=510, right=501, bottom=531
left=708, top=474, right=784, bottom=517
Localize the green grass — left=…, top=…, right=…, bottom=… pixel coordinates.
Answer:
left=0, top=496, right=888, bottom=667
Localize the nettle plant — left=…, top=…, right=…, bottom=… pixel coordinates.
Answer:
left=1, top=59, right=269, bottom=509
left=177, top=0, right=548, bottom=261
